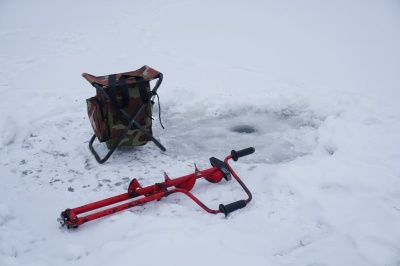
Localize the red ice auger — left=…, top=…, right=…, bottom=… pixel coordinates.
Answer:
left=58, top=147, right=255, bottom=229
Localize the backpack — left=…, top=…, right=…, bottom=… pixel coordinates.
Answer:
left=83, top=65, right=165, bottom=163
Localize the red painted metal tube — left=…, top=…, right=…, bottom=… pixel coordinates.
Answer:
left=76, top=191, right=166, bottom=226
left=224, top=155, right=252, bottom=204
left=72, top=193, right=131, bottom=215
left=170, top=188, right=220, bottom=214
left=71, top=167, right=220, bottom=213
left=76, top=186, right=222, bottom=226
left=64, top=166, right=223, bottom=227
left=59, top=150, right=254, bottom=229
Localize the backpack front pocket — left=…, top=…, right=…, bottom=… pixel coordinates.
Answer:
left=86, top=97, right=109, bottom=142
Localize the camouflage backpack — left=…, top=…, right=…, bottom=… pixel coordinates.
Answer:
left=83, top=65, right=165, bottom=163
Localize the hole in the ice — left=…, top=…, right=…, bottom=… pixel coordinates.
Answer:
left=325, top=146, right=336, bottom=155
left=230, top=125, right=257, bottom=134
left=162, top=110, right=323, bottom=164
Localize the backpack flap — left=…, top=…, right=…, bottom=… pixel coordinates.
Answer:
left=82, top=65, right=161, bottom=88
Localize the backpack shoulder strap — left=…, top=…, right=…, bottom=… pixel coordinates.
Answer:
left=107, top=74, right=129, bottom=110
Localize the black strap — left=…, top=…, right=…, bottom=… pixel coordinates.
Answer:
left=107, top=75, right=155, bottom=115
left=107, top=74, right=130, bottom=110
left=136, top=77, right=150, bottom=104
left=117, top=76, right=129, bottom=109
left=107, top=74, right=119, bottom=108
left=118, top=75, right=150, bottom=105
left=154, top=92, right=165, bottom=129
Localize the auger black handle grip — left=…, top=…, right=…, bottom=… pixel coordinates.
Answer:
left=231, top=147, right=255, bottom=161
left=219, top=200, right=247, bottom=216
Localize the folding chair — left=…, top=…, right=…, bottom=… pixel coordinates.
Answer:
left=83, top=65, right=166, bottom=164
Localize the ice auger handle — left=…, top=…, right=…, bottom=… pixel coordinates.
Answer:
left=231, top=147, right=255, bottom=161
left=219, top=200, right=247, bottom=216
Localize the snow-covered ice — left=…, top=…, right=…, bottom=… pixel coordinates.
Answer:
left=1, top=0, right=400, bottom=265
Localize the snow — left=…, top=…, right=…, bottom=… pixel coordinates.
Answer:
left=1, top=0, right=400, bottom=265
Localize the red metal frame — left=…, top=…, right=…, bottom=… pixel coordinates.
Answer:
left=58, top=151, right=253, bottom=229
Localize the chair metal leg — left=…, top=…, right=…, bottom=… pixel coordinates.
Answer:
left=89, top=104, right=166, bottom=164
left=89, top=134, right=115, bottom=164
